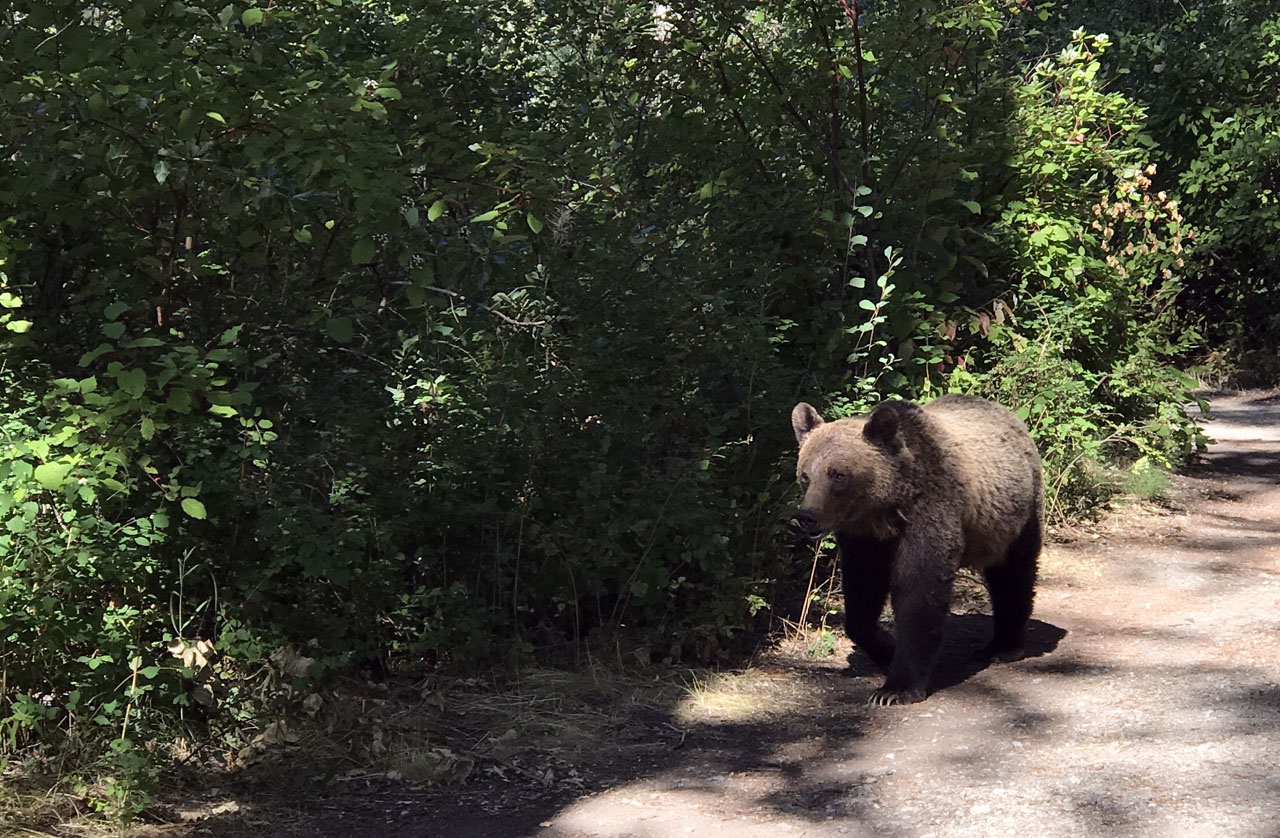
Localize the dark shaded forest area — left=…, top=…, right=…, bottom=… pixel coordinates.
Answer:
left=1, top=0, right=1278, bottom=820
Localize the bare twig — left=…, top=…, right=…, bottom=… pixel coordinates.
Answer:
left=663, top=722, right=688, bottom=749
left=836, top=0, right=871, bottom=187
left=35, top=19, right=76, bottom=53
left=795, top=539, right=826, bottom=633
left=422, top=285, right=547, bottom=328
left=732, top=25, right=861, bottom=200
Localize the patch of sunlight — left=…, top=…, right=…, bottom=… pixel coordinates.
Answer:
left=675, top=669, right=813, bottom=724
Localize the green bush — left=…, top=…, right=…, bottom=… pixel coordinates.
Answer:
left=0, top=0, right=1222, bottom=815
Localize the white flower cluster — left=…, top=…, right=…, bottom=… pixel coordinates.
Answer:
left=653, top=3, right=676, bottom=42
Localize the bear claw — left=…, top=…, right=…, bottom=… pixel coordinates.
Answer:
left=867, top=686, right=926, bottom=707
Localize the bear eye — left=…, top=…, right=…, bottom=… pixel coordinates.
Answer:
left=828, top=469, right=847, bottom=483
left=799, top=472, right=810, bottom=488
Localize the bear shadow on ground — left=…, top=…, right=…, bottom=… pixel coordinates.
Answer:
left=843, top=615, right=1067, bottom=698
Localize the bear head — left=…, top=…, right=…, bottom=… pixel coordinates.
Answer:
left=790, top=401, right=907, bottom=537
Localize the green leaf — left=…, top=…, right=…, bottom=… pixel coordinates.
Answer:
left=427, top=200, right=446, bottom=222
left=116, top=368, right=146, bottom=399
left=103, top=322, right=126, bottom=339
left=327, top=316, right=354, bottom=343
left=79, top=343, right=112, bottom=367
left=471, top=210, right=501, bottom=223
left=0, top=292, right=22, bottom=308
left=527, top=213, right=544, bottom=234
left=351, top=239, right=375, bottom=265
left=34, top=462, right=72, bottom=491
left=117, top=368, right=146, bottom=398
left=372, top=86, right=401, bottom=99
left=85, top=655, right=112, bottom=671
left=206, top=111, right=227, bottom=125
left=858, top=299, right=877, bottom=310
left=141, top=417, right=156, bottom=440
left=6, top=320, right=32, bottom=333
left=181, top=498, right=207, bottom=520
left=209, top=404, right=237, bottom=417
left=167, top=389, right=193, bottom=413
left=960, top=200, right=981, bottom=214
left=241, top=7, right=264, bottom=26
left=353, top=99, right=387, bottom=117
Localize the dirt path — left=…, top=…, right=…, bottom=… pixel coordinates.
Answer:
left=153, top=391, right=1280, bottom=838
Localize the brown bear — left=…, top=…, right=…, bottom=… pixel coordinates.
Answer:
left=791, top=395, right=1042, bottom=706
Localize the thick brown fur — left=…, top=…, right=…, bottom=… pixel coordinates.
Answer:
left=791, top=395, right=1043, bottom=706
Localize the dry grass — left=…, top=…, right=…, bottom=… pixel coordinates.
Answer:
left=0, top=777, right=99, bottom=838
left=281, top=663, right=701, bottom=789
left=674, top=667, right=821, bottom=725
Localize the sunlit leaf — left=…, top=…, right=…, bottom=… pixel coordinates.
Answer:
left=34, top=462, right=72, bottom=491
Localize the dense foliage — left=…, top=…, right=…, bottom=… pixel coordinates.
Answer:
left=1056, top=1, right=1280, bottom=379
left=1, top=0, right=1271, bottom=812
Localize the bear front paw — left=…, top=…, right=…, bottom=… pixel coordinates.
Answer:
left=867, top=686, right=927, bottom=707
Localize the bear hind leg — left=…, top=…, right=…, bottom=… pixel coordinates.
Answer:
left=982, top=512, right=1040, bottom=662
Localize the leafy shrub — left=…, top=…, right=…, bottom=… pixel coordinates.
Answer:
left=0, top=0, right=1220, bottom=815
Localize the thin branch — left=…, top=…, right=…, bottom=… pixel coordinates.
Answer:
left=36, top=19, right=76, bottom=53
left=732, top=25, right=862, bottom=200
left=836, top=0, right=872, bottom=187
left=713, top=56, right=773, bottom=179
left=423, top=286, right=547, bottom=328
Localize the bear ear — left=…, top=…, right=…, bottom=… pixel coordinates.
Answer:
left=791, top=402, right=824, bottom=447
left=863, top=402, right=901, bottom=446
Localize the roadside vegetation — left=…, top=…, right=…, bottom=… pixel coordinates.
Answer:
left=1, top=0, right=1277, bottom=822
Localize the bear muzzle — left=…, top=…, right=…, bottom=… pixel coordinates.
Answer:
left=794, top=507, right=823, bottom=536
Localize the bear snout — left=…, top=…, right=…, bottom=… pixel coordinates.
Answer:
left=794, top=507, right=823, bottom=536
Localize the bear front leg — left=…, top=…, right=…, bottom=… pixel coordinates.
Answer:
left=869, top=538, right=958, bottom=707
left=837, top=533, right=895, bottom=671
